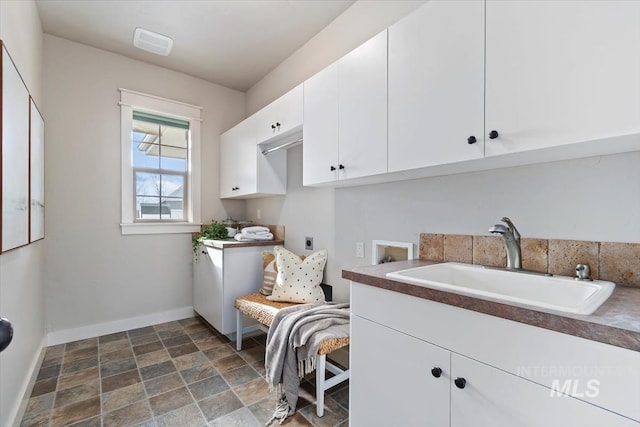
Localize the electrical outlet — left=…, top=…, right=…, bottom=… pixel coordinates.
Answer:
left=305, top=237, right=314, bottom=250
left=356, top=242, right=365, bottom=258
left=256, top=209, right=261, bottom=220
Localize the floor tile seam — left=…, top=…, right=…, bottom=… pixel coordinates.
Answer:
left=172, top=378, right=209, bottom=426
left=143, top=371, right=186, bottom=399
left=121, top=337, right=155, bottom=427
left=222, top=362, right=263, bottom=389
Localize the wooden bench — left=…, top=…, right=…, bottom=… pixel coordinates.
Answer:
left=234, top=293, right=350, bottom=417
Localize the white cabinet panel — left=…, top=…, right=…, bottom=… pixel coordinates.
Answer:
left=193, top=246, right=224, bottom=331
left=337, top=30, right=387, bottom=180
left=351, top=282, right=640, bottom=424
left=219, top=115, right=286, bottom=199
left=255, top=84, right=303, bottom=145
left=388, top=0, right=484, bottom=172
left=303, top=63, right=339, bottom=186
left=220, top=118, right=256, bottom=198
left=351, top=315, right=450, bottom=427
left=194, top=245, right=274, bottom=335
left=451, top=354, right=637, bottom=427
left=303, top=30, right=388, bottom=186
left=485, top=0, right=640, bottom=157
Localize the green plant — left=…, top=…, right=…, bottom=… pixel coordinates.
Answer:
left=192, top=221, right=229, bottom=253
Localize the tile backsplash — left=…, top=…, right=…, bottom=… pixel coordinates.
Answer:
left=419, top=233, right=640, bottom=288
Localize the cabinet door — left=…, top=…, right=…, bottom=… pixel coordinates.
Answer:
left=338, top=30, right=388, bottom=180
left=193, top=246, right=224, bottom=331
left=220, top=117, right=257, bottom=198
left=485, top=0, right=640, bottom=157
left=303, top=62, right=339, bottom=186
left=234, top=125, right=258, bottom=197
left=255, top=85, right=303, bottom=144
left=451, top=353, right=637, bottom=427
left=221, top=246, right=275, bottom=334
left=388, top=1, right=484, bottom=172
left=350, top=315, right=450, bottom=427
left=219, top=131, right=236, bottom=198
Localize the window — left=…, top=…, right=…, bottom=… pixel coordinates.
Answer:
left=120, top=89, right=202, bottom=235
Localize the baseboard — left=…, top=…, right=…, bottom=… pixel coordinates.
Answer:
left=10, top=336, right=46, bottom=427
left=46, top=306, right=196, bottom=346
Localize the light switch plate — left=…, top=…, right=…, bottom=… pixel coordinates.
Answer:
left=305, top=237, right=314, bottom=250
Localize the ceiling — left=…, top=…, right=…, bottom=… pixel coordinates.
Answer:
left=35, top=0, right=355, bottom=92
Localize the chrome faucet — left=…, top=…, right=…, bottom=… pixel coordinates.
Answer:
left=489, top=217, right=522, bottom=270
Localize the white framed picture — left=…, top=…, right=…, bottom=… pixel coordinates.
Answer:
left=1, top=42, right=30, bottom=252
left=30, top=97, right=45, bottom=242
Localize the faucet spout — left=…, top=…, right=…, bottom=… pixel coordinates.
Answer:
left=489, top=217, right=522, bottom=270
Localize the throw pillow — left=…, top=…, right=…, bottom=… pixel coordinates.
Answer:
left=266, top=246, right=327, bottom=303
left=259, top=251, right=278, bottom=296
left=259, top=250, right=306, bottom=296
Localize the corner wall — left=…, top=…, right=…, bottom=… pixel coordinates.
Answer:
left=0, top=1, right=46, bottom=426
left=42, top=35, right=246, bottom=341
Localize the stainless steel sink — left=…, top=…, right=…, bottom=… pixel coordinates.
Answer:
left=386, top=262, right=615, bottom=315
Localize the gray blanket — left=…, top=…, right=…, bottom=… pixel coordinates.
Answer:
left=264, top=302, right=350, bottom=425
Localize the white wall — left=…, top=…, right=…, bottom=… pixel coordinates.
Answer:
left=0, top=1, right=45, bottom=425
left=43, top=35, right=246, bottom=340
left=245, top=1, right=640, bottom=303
left=246, top=0, right=426, bottom=115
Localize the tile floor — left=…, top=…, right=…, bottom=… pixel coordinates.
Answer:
left=20, top=317, right=349, bottom=427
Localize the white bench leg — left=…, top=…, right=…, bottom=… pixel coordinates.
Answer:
left=316, top=354, right=326, bottom=417
left=236, top=310, right=243, bottom=351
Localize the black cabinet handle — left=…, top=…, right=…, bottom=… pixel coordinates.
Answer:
left=454, top=377, right=467, bottom=389
left=489, top=130, right=499, bottom=139
left=467, top=136, right=477, bottom=144
left=330, top=166, right=336, bottom=171
left=271, top=124, right=276, bottom=130
left=0, top=318, right=13, bottom=353
left=339, top=164, right=345, bottom=170
left=431, top=367, right=442, bottom=378
left=232, top=186, right=239, bottom=191
left=201, top=250, right=207, bottom=255
left=276, top=122, right=281, bottom=128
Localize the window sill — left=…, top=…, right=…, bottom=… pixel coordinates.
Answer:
left=120, top=222, right=201, bottom=235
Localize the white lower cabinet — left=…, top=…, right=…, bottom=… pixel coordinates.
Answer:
left=350, top=316, right=450, bottom=427
left=450, top=353, right=635, bottom=427
left=350, top=283, right=640, bottom=426
left=193, top=244, right=274, bottom=335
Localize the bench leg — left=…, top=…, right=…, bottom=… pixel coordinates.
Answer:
left=316, top=354, right=326, bottom=417
left=236, top=310, right=243, bottom=351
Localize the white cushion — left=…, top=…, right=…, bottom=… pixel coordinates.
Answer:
left=266, top=246, right=327, bottom=303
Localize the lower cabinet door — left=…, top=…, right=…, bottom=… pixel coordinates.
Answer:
left=350, top=315, right=450, bottom=427
left=450, top=353, right=638, bottom=427
left=193, top=246, right=223, bottom=331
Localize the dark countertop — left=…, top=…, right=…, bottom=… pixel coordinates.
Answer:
left=202, top=239, right=284, bottom=249
left=343, top=260, right=640, bottom=352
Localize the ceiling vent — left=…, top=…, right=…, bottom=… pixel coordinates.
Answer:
left=133, top=28, right=173, bottom=56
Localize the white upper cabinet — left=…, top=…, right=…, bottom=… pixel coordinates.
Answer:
left=303, top=30, right=388, bottom=186
left=219, top=115, right=286, bottom=199
left=255, top=84, right=303, bottom=145
left=337, top=30, right=388, bottom=181
left=485, top=0, right=640, bottom=157
left=220, top=116, right=256, bottom=198
left=388, top=0, right=485, bottom=172
left=303, top=63, right=339, bottom=186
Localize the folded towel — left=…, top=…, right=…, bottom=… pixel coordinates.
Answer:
left=241, top=226, right=271, bottom=235
left=234, top=232, right=274, bottom=242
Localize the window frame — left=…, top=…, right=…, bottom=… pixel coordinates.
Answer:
left=120, top=88, right=202, bottom=235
